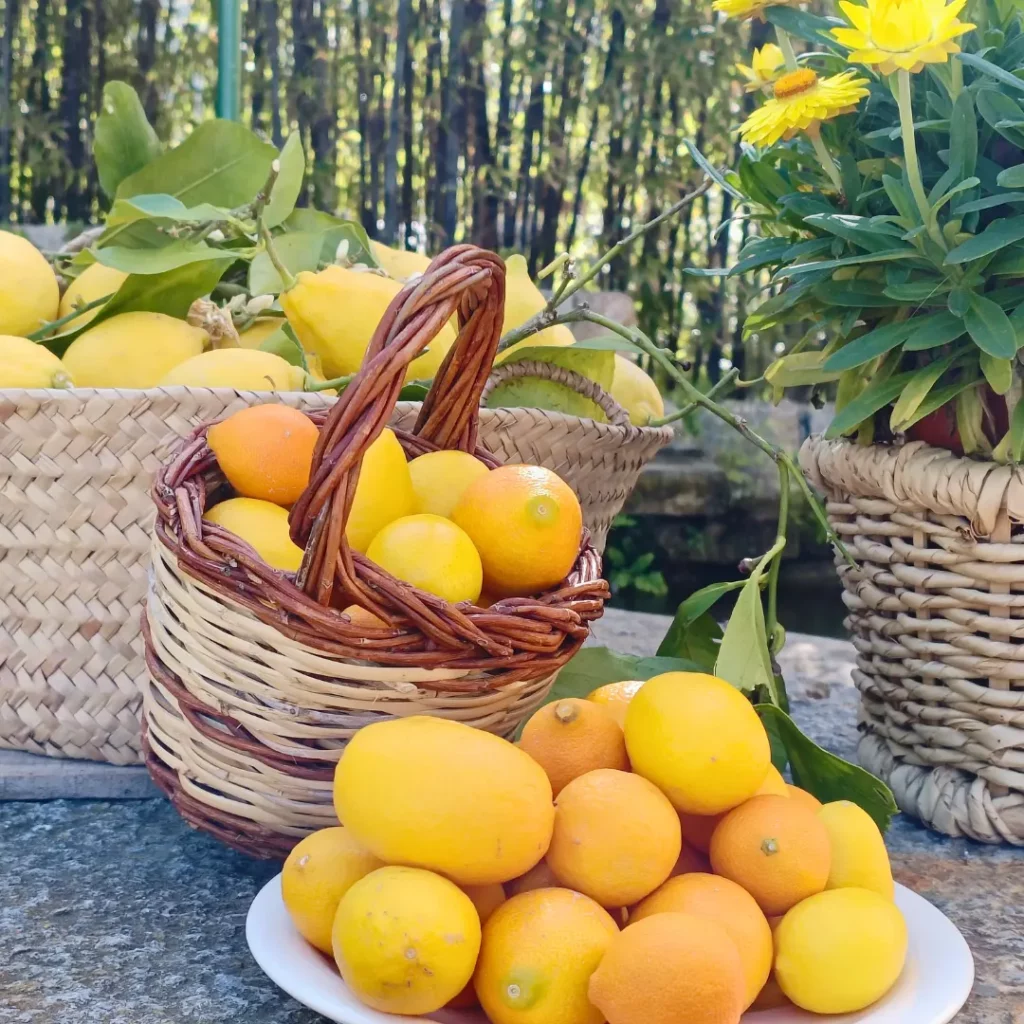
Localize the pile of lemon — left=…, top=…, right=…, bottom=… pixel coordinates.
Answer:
left=0, top=230, right=664, bottom=430
left=203, top=403, right=583, bottom=604
left=281, top=673, right=907, bottom=1024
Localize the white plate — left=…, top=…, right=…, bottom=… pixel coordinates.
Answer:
left=246, top=875, right=974, bottom=1024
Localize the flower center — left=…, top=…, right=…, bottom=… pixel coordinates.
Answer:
left=773, top=68, right=818, bottom=99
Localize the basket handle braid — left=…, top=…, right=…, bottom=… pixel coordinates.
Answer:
left=481, top=358, right=632, bottom=429
left=290, top=244, right=506, bottom=606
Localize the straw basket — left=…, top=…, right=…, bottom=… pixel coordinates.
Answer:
left=800, top=436, right=1024, bottom=845
left=142, top=246, right=610, bottom=858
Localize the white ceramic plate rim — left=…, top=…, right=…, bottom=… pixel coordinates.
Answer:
left=246, top=875, right=974, bottom=1024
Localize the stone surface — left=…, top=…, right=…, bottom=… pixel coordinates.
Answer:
left=0, top=749, right=155, bottom=801
left=0, top=608, right=1021, bottom=1023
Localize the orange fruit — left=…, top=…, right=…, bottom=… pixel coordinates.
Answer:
left=448, top=883, right=507, bottom=1009
left=280, top=826, right=383, bottom=955
left=208, top=404, right=319, bottom=507
left=452, top=464, right=583, bottom=597
left=710, top=794, right=832, bottom=916
left=631, top=873, right=772, bottom=1009
left=586, top=679, right=644, bottom=728
left=624, top=671, right=771, bottom=816
left=547, top=768, right=680, bottom=907
left=678, top=763, right=789, bottom=852
left=506, top=859, right=561, bottom=897
left=671, top=842, right=712, bottom=876
left=474, top=888, right=619, bottom=1024
left=588, top=912, right=746, bottom=1024
left=519, top=698, right=629, bottom=796
left=786, top=783, right=823, bottom=813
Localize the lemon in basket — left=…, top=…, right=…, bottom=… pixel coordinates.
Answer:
left=160, top=348, right=305, bottom=391
left=281, top=827, right=383, bottom=955
left=0, top=230, right=59, bottom=337
left=58, top=262, right=128, bottom=331
left=408, top=449, right=490, bottom=518
left=204, top=497, right=304, bottom=572
left=0, top=336, right=73, bottom=388
left=345, top=427, right=416, bottom=553
left=333, top=716, right=554, bottom=885
left=333, top=865, right=481, bottom=1015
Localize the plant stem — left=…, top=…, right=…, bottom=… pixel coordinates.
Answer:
left=650, top=367, right=740, bottom=426
left=765, top=459, right=789, bottom=642
left=259, top=219, right=298, bottom=291
left=305, top=372, right=354, bottom=392
left=950, top=56, right=963, bottom=99
left=28, top=293, right=113, bottom=340
left=775, top=28, right=800, bottom=71
left=896, top=69, right=945, bottom=251
left=809, top=129, right=844, bottom=194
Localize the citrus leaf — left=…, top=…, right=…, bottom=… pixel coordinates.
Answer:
left=756, top=705, right=898, bottom=831
left=714, top=575, right=778, bottom=701
left=657, top=581, right=745, bottom=669
left=964, top=293, right=1018, bottom=357
left=106, top=194, right=233, bottom=225
left=546, top=648, right=704, bottom=703
left=259, top=323, right=308, bottom=370
left=95, top=242, right=238, bottom=274
left=93, top=81, right=161, bottom=198
left=283, top=209, right=377, bottom=266
left=264, top=133, right=306, bottom=229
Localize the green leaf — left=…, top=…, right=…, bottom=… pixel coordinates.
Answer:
left=882, top=174, right=918, bottom=225
left=777, top=249, right=923, bottom=279
left=765, top=4, right=842, bottom=47
left=997, top=165, right=1024, bottom=188
left=756, top=705, right=898, bottom=831
left=764, top=351, right=844, bottom=388
left=975, top=87, right=1024, bottom=146
left=825, top=370, right=915, bottom=438
left=889, top=349, right=962, bottom=430
left=1007, top=398, right=1024, bottom=461
left=900, top=375, right=978, bottom=429
left=685, top=140, right=744, bottom=200
left=104, top=120, right=276, bottom=248
left=657, top=581, right=745, bottom=670
left=564, top=335, right=645, bottom=356
left=980, top=352, right=1013, bottom=394
left=803, top=213, right=906, bottom=251
left=42, top=260, right=234, bottom=357
left=811, top=280, right=898, bottom=307
left=964, top=293, right=1018, bottom=357
left=106, top=193, right=234, bottom=225
left=714, top=575, right=778, bottom=701
left=259, top=323, right=308, bottom=370
left=249, top=231, right=326, bottom=294
left=883, top=279, right=948, bottom=303
left=264, top=133, right=306, bottom=229
left=283, top=209, right=377, bottom=266
left=823, top=319, right=918, bottom=371
left=949, top=90, right=978, bottom=180
left=95, top=241, right=238, bottom=274
left=945, top=216, right=1024, bottom=264
left=948, top=285, right=973, bottom=316
left=92, top=81, right=161, bottom=198
left=953, top=192, right=1024, bottom=214
left=904, top=310, right=966, bottom=350
left=931, top=177, right=980, bottom=214
left=957, top=52, right=1024, bottom=94
left=547, top=648, right=704, bottom=703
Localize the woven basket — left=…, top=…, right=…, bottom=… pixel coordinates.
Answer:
left=142, top=245, right=610, bottom=858
left=800, top=436, right=1024, bottom=845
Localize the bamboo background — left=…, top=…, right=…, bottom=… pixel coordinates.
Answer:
left=0, top=0, right=780, bottom=381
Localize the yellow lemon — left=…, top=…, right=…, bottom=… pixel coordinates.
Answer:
left=586, top=679, right=645, bottom=728
left=370, top=240, right=433, bottom=281
left=333, top=865, right=481, bottom=1015
left=333, top=716, right=554, bottom=885
left=624, top=672, right=771, bottom=815
left=57, top=262, right=128, bottom=330
left=160, top=348, right=304, bottom=390
left=408, top=449, right=490, bottom=518
left=0, top=336, right=73, bottom=388
left=62, top=311, right=207, bottom=389
left=345, top=427, right=416, bottom=553
left=609, top=354, right=664, bottom=426
left=367, top=513, right=483, bottom=604
left=203, top=497, right=304, bottom=572
left=280, top=827, right=383, bottom=955
left=0, top=230, right=59, bottom=337
left=818, top=800, right=895, bottom=899
left=281, top=264, right=454, bottom=381
left=494, top=254, right=575, bottom=363
left=474, top=888, right=619, bottom=1024
left=774, top=887, right=908, bottom=1014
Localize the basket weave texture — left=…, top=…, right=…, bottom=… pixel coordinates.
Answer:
left=142, top=245, right=610, bottom=858
left=801, top=436, right=1024, bottom=845
left=0, top=324, right=668, bottom=771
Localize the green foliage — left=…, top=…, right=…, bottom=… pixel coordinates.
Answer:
left=93, top=82, right=162, bottom=198
left=603, top=516, right=669, bottom=600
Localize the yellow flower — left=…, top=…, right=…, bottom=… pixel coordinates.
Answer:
left=832, top=0, right=975, bottom=74
left=713, top=0, right=789, bottom=21
left=736, top=44, right=787, bottom=91
left=740, top=68, right=870, bottom=146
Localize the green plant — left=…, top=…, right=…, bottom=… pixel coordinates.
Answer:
left=693, top=0, right=1024, bottom=459
left=604, top=515, right=669, bottom=599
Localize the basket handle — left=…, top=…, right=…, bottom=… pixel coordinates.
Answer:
left=481, top=358, right=633, bottom=428
left=290, top=244, right=506, bottom=605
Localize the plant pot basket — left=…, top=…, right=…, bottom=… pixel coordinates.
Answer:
left=142, top=246, right=609, bottom=859
left=800, top=436, right=1024, bottom=845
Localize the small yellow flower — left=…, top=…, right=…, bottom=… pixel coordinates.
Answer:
left=736, top=44, right=787, bottom=91
left=832, top=0, right=975, bottom=74
left=713, top=0, right=789, bottom=21
left=740, top=68, right=870, bottom=146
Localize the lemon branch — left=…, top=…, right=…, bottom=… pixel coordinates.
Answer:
left=28, top=293, right=114, bottom=340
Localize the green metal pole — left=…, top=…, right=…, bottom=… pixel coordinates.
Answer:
left=215, top=0, right=242, bottom=121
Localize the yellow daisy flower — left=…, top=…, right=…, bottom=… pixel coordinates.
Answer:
left=713, top=0, right=789, bottom=22
left=832, top=0, right=975, bottom=74
left=736, top=44, right=787, bottom=91
left=740, top=68, right=870, bottom=146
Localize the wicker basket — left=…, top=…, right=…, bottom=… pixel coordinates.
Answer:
left=142, top=246, right=610, bottom=858
left=0, top=333, right=667, bottom=771
left=800, top=436, right=1024, bottom=845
